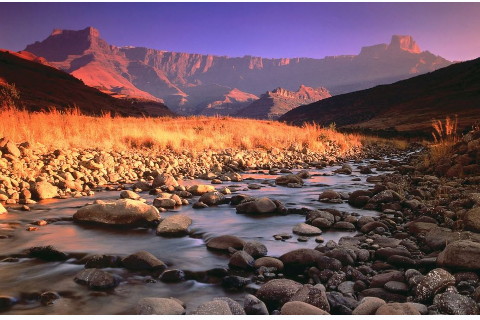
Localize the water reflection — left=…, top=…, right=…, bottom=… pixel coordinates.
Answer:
left=0, top=161, right=384, bottom=314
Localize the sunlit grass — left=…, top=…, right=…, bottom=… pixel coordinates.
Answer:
left=0, top=106, right=363, bottom=155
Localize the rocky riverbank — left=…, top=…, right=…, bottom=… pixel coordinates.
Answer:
left=1, top=130, right=480, bottom=315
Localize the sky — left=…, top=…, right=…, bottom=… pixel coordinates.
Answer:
left=0, top=2, right=479, bottom=61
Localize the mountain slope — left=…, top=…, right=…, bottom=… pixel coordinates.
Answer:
left=194, top=88, right=258, bottom=116
left=0, top=49, right=174, bottom=117
left=236, top=85, right=331, bottom=119
left=280, top=57, right=480, bottom=134
left=24, top=27, right=452, bottom=114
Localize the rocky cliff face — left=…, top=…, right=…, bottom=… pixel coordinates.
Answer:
left=25, top=28, right=452, bottom=114
left=236, top=85, right=331, bottom=120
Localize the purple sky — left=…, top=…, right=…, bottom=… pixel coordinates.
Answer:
left=0, top=2, right=479, bottom=61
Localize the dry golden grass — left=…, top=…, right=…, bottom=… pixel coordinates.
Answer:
left=421, top=116, right=460, bottom=168
left=0, top=107, right=363, bottom=154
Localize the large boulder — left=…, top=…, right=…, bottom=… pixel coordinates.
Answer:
left=1, top=141, right=21, bottom=157
left=74, top=268, right=119, bottom=290
left=290, top=284, right=330, bottom=312
left=243, top=241, right=268, bottom=258
left=193, top=300, right=232, bottom=315
left=244, top=294, right=269, bottom=315
left=256, top=279, right=302, bottom=310
left=463, top=208, right=480, bottom=233
left=73, top=199, right=160, bottom=226
left=375, top=303, right=420, bottom=315
left=135, top=297, right=185, bottom=315
left=206, top=235, right=245, bottom=251
left=188, top=184, right=216, bottom=196
left=414, top=268, right=455, bottom=303
left=236, top=197, right=277, bottom=214
left=352, top=297, right=386, bottom=315
left=229, top=251, right=254, bottom=269
left=279, top=249, right=323, bottom=274
left=121, top=250, right=166, bottom=272
left=437, top=240, right=480, bottom=270
left=433, top=292, right=479, bottom=315
left=281, top=301, right=330, bottom=315
left=292, top=223, right=322, bottom=236
left=199, top=191, right=226, bottom=206
left=30, top=181, right=58, bottom=200
left=156, top=214, right=192, bottom=236
left=275, top=174, right=303, bottom=186
left=152, top=173, right=178, bottom=188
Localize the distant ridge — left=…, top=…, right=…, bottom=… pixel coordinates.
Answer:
left=236, top=85, right=331, bottom=120
left=0, top=49, right=174, bottom=117
left=280, top=57, right=480, bottom=135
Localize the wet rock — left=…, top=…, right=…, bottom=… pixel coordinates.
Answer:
left=30, top=181, right=58, bottom=200
left=222, top=275, right=251, bottom=290
left=188, top=184, right=216, bottom=196
left=415, top=268, right=455, bottom=303
left=279, top=248, right=323, bottom=274
left=316, top=255, right=342, bottom=271
left=325, top=248, right=355, bottom=266
left=349, top=190, right=373, bottom=208
left=433, top=292, right=479, bottom=315
left=120, top=190, right=141, bottom=200
left=384, top=281, right=409, bottom=294
left=193, top=300, right=232, bottom=315
left=28, top=246, right=68, bottom=261
left=290, top=284, right=330, bottom=312
left=153, top=198, right=177, bottom=209
left=74, top=268, right=119, bottom=290
left=254, top=257, right=284, bottom=271
left=192, top=201, right=208, bottom=209
left=229, top=251, right=254, bottom=269
left=213, top=297, right=246, bottom=315
left=368, top=190, right=402, bottom=204
left=236, top=197, right=277, bottom=214
left=275, top=174, right=303, bottom=186
left=244, top=241, right=268, bottom=258
left=40, top=291, right=60, bottom=306
left=360, top=221, right=389, bottom=234
left=425, top=228, right=480, bottom=251
left=281, top=301, right=329, bottom=315
left=156, top=214, right=192, bottom=236
left=352, top=297, right=386, bottom=315
left=199, top=191, right=226, bottom=206
left=437, top=240, right=480, bottom=270
left=327, top=291, right=359, bottom=314
left=206, top=235, right=245, bottom=251
left=370, top=271, right=405, bottom=288
left=463, top=207, right=480, bottom=232
left=292, top=223, right=322, bottom=236
left=375, top=303, right=421, bottom=315
left=332, top=221, right=356, bottom=230
left=84, top=254, right=121, bottom=269
left=121, top=251, right=166, bottom=272
left=73, top=199, right=160, bottom=226
left=338, top=281, right=355, bottom=295
left=256, top=278, right=302, bottom=310
left=244, top=294, right=269, bottom=315
left=0, top=296, right=16, bottom=310
left=318, top=190, right=341, bottom=202
left=136, top=297, right=185, bottom=315
left=387, top=255, right=416, bottom=268
left=152, top=173, right=179, bottom=188
left=160, top=269, right=185, bottom=282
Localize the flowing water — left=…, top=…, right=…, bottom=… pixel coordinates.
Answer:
left=0, top=159, right=386, bottom=315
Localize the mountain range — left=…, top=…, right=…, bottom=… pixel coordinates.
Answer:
left=236, top=85, right=331, bottom=120
left=24, top=27, right=452, bottom=115
left=280, top=57, right=480, bottom=135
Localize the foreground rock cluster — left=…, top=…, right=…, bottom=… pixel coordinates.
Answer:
left=1, top=129, right=480, bottom=315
